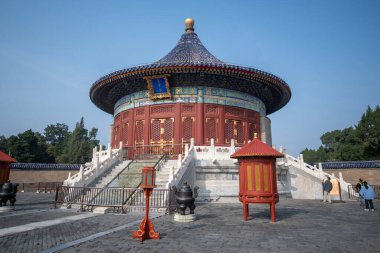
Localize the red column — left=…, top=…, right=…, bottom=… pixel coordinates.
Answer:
left=244, top=109, right=249, bottom=144
left=144, top=106, right=150, bottom=149
left=195, top=103, right=204, bottom=145
left=219, top=105, right=225, bottom=145
left=174, top=103, right=181, bottom=149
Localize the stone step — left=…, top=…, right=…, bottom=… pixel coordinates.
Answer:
left=156, top=176, right=170, bottom=180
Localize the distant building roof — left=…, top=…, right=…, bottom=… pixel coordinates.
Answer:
left=0, top=151, right=16, bottom=163
left=10, top=163, right=81, bottom=171
left=231, top=135, right=284, bottom=158
left=321, top=161, right=380, bottom=169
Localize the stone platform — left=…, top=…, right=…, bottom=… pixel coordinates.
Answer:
left=0, top=193, right=379, bottom=252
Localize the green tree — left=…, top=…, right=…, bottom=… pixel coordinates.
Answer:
left=356, top=106, right=380, bottom=160
left=0, top=136, right=8, bottom=153
left=302, top=105, right=380, bottom=163
left=44, top=123, right=69, bottom=161
left=44, top=123, right=69, bottom=145
left=7, top=130, right=54, bottom=163
left=57, top=118, right=99, bottom=164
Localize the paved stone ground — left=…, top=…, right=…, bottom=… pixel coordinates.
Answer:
left=0, top=193, right=379, bottom=253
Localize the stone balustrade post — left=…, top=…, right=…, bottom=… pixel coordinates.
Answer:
left=229, top=139, right=236, bottom=158
left=95, top=155, right=100, bottom=178
left=185, top=144, right=189, bottom=157
left=92, top=146, right=97, bottom=163
left=80, top=165, right=84, bottom=185
left=108, top=144, right=112, bottom=159
left=190, top=138, right=194, bottom=149
left=318, top=163, right=323, bottom=178
left=299, top=154, right=304, bottom=170
left=169, top=166, right=174, bottom=183
left=339, top=172, right=343, bottom=182
left=177, top=154, right=182, bottom=168
left=210, top=138, right=215, bottom=160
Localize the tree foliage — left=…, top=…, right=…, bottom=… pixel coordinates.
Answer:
left=57, top=118, right=99, bottom=164
left=0, top=118, right=99, bottom=164
left=302, top=105, right=380, bottom=163
left=44, top=123, right=69, bottom=159
left=4, top=130, right=54, bottom=163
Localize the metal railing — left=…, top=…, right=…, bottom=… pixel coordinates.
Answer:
left=73, top=155, right=166, bottom=212
left=347, top=185, right=380, bottom=200
left=153, top=154, right=167, bottom=172
left=54, top=186, right=175, bottom=213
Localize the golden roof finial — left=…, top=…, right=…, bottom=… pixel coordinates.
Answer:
left=185, top=18, right=195, bottom=33
left=254, top=133, right=258, bottom=139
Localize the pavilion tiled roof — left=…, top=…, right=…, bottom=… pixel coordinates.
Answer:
left=230, top=137, right=284, bottom=158
left=0, top=151, right=16, bottom=163
left=155, top=31, right=224, bottom=65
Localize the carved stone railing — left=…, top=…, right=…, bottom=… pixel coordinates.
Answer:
left=193, top=139, right=239, bottom=161
left=277, top=148, right=351, bottom=193
left=166, top=138, right=240, bottom=189
left=167, top=140, right=195, bottom=189
left=63, top=142, right=124, bottom=187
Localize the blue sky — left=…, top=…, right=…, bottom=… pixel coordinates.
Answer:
left=0, top=0, right=379, bottom=155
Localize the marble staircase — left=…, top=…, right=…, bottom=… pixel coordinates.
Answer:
left=155, top=160, right=178, bottom=188
left=92, top=160, right=132, bottom=188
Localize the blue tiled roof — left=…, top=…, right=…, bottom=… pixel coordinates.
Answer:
left=156, top=32, right=224, bottom=65
left=321, top=161, right=380, bottom=169
left=10, top=163, right=81, bottom=170
left=89, top=24, right=292, bottom=116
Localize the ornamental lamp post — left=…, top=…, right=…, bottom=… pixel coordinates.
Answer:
left=132, top=167, right=160, bottom=242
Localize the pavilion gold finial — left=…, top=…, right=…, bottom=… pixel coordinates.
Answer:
left=185, top=18, right=195, bottom=32
left=254, top=133, right=258, bottom=139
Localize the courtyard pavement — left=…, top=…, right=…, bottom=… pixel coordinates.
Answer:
left=0, top=192, right=379, bottom=253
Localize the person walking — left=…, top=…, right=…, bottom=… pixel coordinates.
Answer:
left=322, top=176, right=333, bottom=204
left=360, top=181, right=376, bottom=211
left=355, top=183, right=364, bottom=206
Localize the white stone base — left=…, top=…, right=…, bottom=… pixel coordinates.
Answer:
left=93, top=206, right=109, bottom=214
left=0, top=206, right=15, bottom=213
left=174, top=213, right=196, bottom=222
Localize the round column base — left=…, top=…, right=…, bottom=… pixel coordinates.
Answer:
left=0, top=206, right=15, bottom=213
left=174, top=213, right=196, bottom=222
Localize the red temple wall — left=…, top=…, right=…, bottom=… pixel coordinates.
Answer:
left=111, top=103, right=261, bottom=149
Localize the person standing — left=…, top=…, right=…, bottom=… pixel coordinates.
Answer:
left=355, top=183, right=364, bottom=206
left=322, top=176, right=332, bottom=204
left=360, top=181, right=376, bottom=211
left=322, top=176, right=333, bottom=204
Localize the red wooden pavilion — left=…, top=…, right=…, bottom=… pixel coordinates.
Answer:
left=231, top=134, right=284, bottom=222
left=0, top=151, right=16, bottom=185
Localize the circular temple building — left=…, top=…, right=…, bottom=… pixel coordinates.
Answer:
left=90, top=19, right=291, bottom=157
